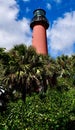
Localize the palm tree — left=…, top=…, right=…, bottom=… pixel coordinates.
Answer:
left=2, top=44, right=40, bottom=101
left=1, top=44, right=60, bottom=101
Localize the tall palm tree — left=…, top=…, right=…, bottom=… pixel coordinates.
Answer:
left=2, top=44, right=60, bottom=101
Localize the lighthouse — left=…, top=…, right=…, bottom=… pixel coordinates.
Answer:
left=30, top=9, right=49, bottom=55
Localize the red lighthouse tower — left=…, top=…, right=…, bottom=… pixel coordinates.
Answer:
left=30, top=9, right=49, bottom=55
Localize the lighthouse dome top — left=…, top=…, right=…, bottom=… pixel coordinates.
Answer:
left=30, top=8, right=49, bottom=29
left=33, top=9, right=46, bottom=17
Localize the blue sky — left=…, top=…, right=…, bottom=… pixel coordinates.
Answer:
left=0, top=0, right=75, bottom=57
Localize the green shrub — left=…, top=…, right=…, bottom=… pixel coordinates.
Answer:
left=0, top=89, right=75, bottom=130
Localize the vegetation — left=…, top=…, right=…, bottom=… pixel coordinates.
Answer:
left=0, top=44, right=75, bottom=130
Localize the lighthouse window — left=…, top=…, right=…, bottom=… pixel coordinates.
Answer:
left=34, top=10, right=45, bottom=16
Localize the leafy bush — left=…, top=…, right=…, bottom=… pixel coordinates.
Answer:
left=0, top=88, right=75, bottom=130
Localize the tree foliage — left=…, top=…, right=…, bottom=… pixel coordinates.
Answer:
left=0, top=89, right=75, bottom=130
left=0, top=44, right=75, bottom=130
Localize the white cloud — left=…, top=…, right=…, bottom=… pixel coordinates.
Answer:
left=47, top=11, right=75, bottom=56
left=0, top=0, right=31, bottom=50
left=46, top=3, right=52, bottom=10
